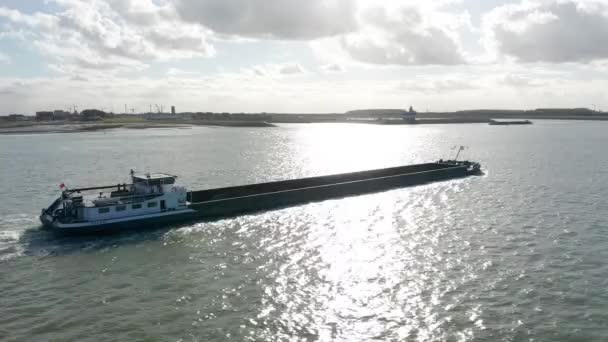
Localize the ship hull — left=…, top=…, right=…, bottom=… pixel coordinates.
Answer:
left=40, top=209, right=198, bottom=235
left=41, top=161, right=481, bottom=235
left=188, top=162, right=481, bottom=220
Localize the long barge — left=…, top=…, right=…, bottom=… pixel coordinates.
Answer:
left=40, top=160, right=481, bottom=234
left=488, top=119, right=532, bottom=125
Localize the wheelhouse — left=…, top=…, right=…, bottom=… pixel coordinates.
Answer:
left=132, top=173, right=176, bottom=186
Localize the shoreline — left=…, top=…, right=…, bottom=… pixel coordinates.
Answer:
left=0, top=123, right=190, bottom=135
left=0, top=121, right=277, bottom=135
left=1, top=116, right=606, bottom=135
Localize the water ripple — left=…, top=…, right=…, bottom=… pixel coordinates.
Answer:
left=3, top=123, right=608, bottom=341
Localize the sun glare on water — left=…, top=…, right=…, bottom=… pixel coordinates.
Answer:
left=288, top=123, right=442, bottom=176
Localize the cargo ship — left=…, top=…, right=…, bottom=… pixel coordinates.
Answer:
left=40, top=160, right=481, bottom=234
left=489, top=119, right=532, bottom=125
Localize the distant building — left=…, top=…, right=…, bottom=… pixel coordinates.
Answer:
left=145, top=112, right=181, bottom=120
left=80, top=109, right=106, bottom=121
left=36, top=111, right=54, bottom=121
left=402, top=106, right=417, bottom=122
left=179, top=112, right=193, bottom=120
left=7, top=114, right=27, bottom=121
left=53, top=110, right=71, bottom=120
left=171, top=106, right=176, bottom=115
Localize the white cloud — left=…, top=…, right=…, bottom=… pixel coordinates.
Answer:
left=0, top=0, right=488, bottom=74
left=236, top=63, right=307, bottom=78
left=312, top=2, right=470, bottom=66
left=278, top=63, right=305, bottom=75
left=322, top=64, right=345, bottom=72
left=500, top=73, right=546, bottom=87
left=483, top=0, right=608, bottom=63
left=398, top=76, right=479, bottom=94
left=0, top=6, right=58, bottom=28
left=3, top=0, right=608, bottom=114
left=0, top=0, right=214, bottom=74
left=4, top=61, right=607, bottom=114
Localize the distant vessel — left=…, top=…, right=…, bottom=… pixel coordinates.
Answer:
left=489, top=119, right=532, bottom=126
left=41, top=160, right=482, bottom=234
left=40, top=171, right=196, bottom=233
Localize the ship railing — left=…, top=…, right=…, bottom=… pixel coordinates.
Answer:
left=66, top=184, right=134, bottom=194
left=90, top=193, right=164, bottom=207
left=66, top=182, right=176, bottom=195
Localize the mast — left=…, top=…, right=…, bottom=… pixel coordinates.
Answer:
left=454, top=146, right=466, bottom=161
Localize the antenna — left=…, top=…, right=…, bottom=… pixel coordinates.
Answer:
left=453, top=145, right=467, bottom=161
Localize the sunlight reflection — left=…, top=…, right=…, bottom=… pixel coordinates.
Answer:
left=254, top=179, right=483, bottom=341
left=291, top=124, right=442, bottom=175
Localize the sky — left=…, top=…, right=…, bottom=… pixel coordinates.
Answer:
left=1, top=0, right=608, bottom=114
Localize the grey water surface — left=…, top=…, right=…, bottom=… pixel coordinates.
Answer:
left=1, top=122, right=608, bottom=341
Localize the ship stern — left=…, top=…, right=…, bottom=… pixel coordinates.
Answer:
left=39, top=209, right=55, bottom=229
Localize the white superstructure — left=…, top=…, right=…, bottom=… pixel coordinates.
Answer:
left=40, top=170, right=196, bottom=232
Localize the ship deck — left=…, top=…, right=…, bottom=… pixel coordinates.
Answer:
left=187, top=161, right=480, bottom=220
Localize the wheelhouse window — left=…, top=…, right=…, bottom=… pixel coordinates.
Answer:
left=98, top=207, right=110, bottom=214
left=116, top=205, right=126, bottom=212
left=132, top=203, right=142, bottom=209
left=147, top=202, right=157, bottom=208
left=133, top=175, right=176, bottom=186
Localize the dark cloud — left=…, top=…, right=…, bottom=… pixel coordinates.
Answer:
left=489, top=1, right=608, bottom=63
left=174, top=0, right=356, bottom=40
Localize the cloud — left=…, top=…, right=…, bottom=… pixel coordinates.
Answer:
left=398, top=76, right=479, bottom=94
left=0, top=7, right=58, bottom=28
left=314, top=4, right=469, bottom=66
left=4, top=69, right=607, bottom=115
left=483, top=0, right=608, bottom=63
left=70, top=75, right=88, bottom=82
left=173, top=0, right=357, bottom=40
left=278, top=63, right=305, bottom=75
left=166, top=67, right=203, bottom=78
left=322, top=64, right=344, bottom=72
left=237, top=63, right=306, bottom=78
left=0, top=0, right=469, bottom=73
left=0, top=1, right=214, bottom=73
left=500, top=73, right=545, bottom=87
